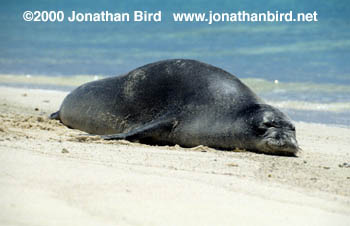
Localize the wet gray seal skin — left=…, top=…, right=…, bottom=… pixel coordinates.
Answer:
left=50, top=59, right=299, bottom=156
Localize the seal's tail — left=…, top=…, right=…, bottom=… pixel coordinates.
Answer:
left=49, top=111, right=60, bottom=120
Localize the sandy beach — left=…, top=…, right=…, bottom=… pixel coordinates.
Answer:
left=1, top=86, right=350, bottom=226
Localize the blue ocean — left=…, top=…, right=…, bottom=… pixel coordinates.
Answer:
left=1, top=0, right=349, bottom=127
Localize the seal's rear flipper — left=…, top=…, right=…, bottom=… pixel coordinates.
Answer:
left=49, top=111, right=60, bottom=120
left=101, top=116, right=177, bottom=142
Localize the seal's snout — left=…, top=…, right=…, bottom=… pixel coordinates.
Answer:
left=253, top=109, right=299, bottom=156
left=265, top=129, right=299, bottom=156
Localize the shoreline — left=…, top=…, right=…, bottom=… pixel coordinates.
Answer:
left=1, top=86, right=350, bottom=225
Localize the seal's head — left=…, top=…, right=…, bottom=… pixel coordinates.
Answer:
left=237, top=104, right=299, bottom=156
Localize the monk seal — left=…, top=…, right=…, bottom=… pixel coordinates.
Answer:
left=50, top=59, right=299, bottom=156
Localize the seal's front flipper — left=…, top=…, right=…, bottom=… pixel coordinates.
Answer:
left=101, top=133, right=129, bottom=140
left=101, top=117, right=177, bottom=143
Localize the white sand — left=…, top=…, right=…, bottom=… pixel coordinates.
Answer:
left=1, top=86, right=350, bottom=226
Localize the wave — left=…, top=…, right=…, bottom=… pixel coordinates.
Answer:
left=267, top=101, right=350, bottom=112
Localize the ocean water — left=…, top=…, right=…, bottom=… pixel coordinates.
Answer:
left=1, top=1, right=349, bottom=127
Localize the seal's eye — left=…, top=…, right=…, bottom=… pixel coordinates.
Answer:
left=257, top=120, right=276, bottom=135
left=263, top=121, right=276, bottom=128
left=257, top=124, right=268, bottom=135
